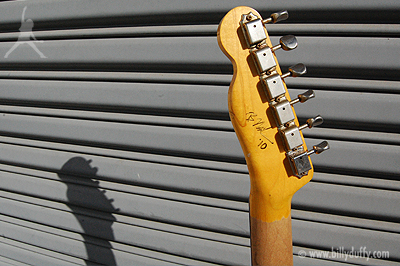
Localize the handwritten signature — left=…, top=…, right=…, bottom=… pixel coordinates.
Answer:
left=246, top=112, right=274, bottom=148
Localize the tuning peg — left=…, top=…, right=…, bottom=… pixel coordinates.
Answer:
left=307, top=141, right=330, bottom=156
left=281, top=63, right=307, bottom=79
left=263, top=10, right=289, bottom=24
left=298, top=115, right=324, bottom=131
left=271, top=35, right=298, bottom=52
left=290, top=89, right=315, bottom=105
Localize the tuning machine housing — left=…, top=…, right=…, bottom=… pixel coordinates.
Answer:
left=240, top=12, right=267, bottom=48
left=271, top=89, right=315, bottom=126
left=261, top=63, right=307, bottom=101
left=280, top=115, right=324, bottom=150
left=287, top=141, right=330, bottom=178
left=251, top=35, right=298, bottom=75
left=240, top=10, right=289, bottom=48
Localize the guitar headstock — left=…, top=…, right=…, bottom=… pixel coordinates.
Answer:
left=217, top=6, right=329, bottom=222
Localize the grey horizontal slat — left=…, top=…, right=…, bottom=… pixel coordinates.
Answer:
left=1, top=72, right=400, bottom=95
left=0, top=140, right=249, bottom=200
left=268, top=23, right=400, bottom=36
left=1, top=108, right=398, bottom=179
left=6, top=180, right=399, bottom=255
left=1, top=23, right=397, bottom=42
left=0, top=70, right=232, bottom=85
left=293, top=181, right=400, bottom=221
left=0, top=0, right=398, bottom=26
left=302, top=128, right=400, bottom=146
left=0, top=25, right=218, bottom=41
left=0, top=239, right=84, bottom=266
left=0, top=168, right=250, bottom=236
left=312, top=172, right=400, bottom=192
left=292, top=219, right=399, bottom=262
left=0, top=107, right=398, bottom=180
left=306, top=138, right=400, bottom=178
left=0, top=37, right=226, bottom=67
left=1, top=80, right=399, bottom=129
left=0, top=105, right=399, bottom=146
left=2, top=192, right=397, bottom=266
left=3, top=163, right=399, bottom=235
left=0, top=36, right=399, bottom=78
left=1, top=138, right=398, bottom=225
left=0, top=188, right=249, bottom=246
left=2, top=191, right=398, bottom=266
left=0, top=113, right=242, bottom=161
left=0, top=79, right=229, bottom=117
left=0, top=216, right=187, bottom=266
left=0, top=161, right=248, bottom=212
left=0, top=105, right=233, bottom=131
left=0, top=135, right=249, bottom=174
left=0, top=195, right=250, bottom=265
left=0, top=135, right=395, bottom=218
left=287, top=77, right=400, bottom=94
left=289, top=89, right=400, bottom=129
left=0, top=254, right=32, bottom=266
left=1, top=127, right=397, bottom=193
left=276, top=36, right=400, bottom=74
left=0, top=122, right=398, bottom=195
left=1, top=112, right=399, bottom=177
left=292, top=209, right=400, bottom=235
left=2, top=169, right=396, bottom=262
left=4, top=186, right=399, bottom=265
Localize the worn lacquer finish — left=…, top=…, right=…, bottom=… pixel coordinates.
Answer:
left=217, top=6, right=313, bottom=224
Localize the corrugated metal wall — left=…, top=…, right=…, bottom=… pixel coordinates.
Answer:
left=0, top=0, right=398, bottom=265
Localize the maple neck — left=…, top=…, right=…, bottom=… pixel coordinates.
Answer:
left=217, top=6, right=329, bottom=266
left=250, top=215, right=293, bottom=266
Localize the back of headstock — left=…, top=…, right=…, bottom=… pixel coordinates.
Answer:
left=218, top=6, right=329, bottom=221
left=218, top=7, right=329, bottom=265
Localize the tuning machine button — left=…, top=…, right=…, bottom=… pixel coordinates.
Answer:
left=290, top=89, right=315, bottom=105
left=263, top=10, right=289, bottom=24
left=271, top=35, right=298, bottom=52
left=287, top=141, right=330, bottom=178
left=298, top=115, right=324, bottom=131
left=307, top=141, right=330, bottom=156
left=281, top=63, right=307, bottom=79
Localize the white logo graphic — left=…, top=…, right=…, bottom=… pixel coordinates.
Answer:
left=4, top=6, right=46, bottom=58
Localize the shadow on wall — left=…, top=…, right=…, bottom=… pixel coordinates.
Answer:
left=58, top=157, right=118, bottom=266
